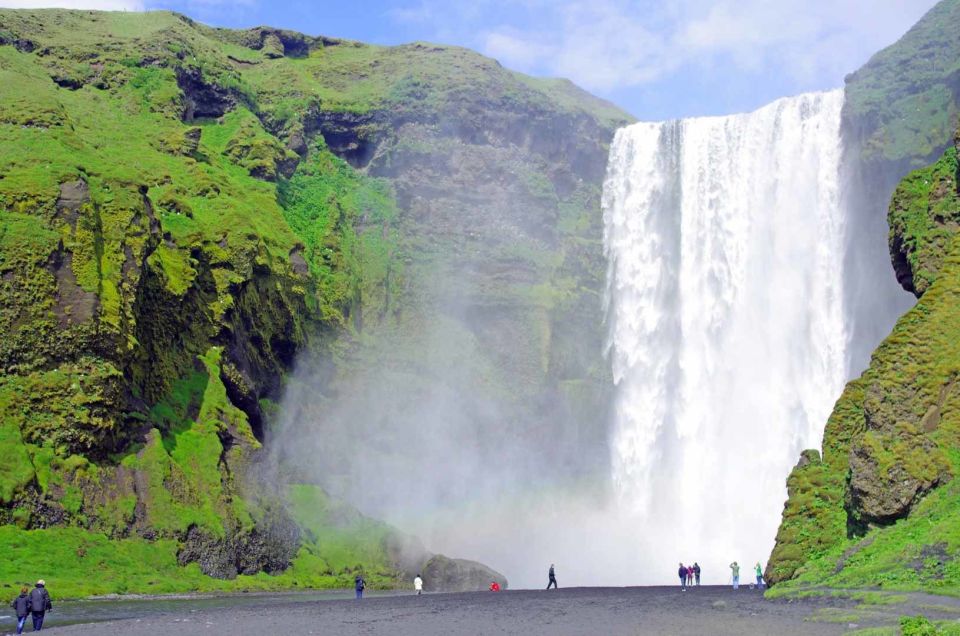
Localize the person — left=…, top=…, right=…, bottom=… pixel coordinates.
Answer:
left=694, top=562, right=701, bottom=586
left=686, top=565, right=694, bottom=587
left=678, top=562, right=687, bottom=591
left=489, top=581, right=501, bottom=592
left=755, top=562, right=764, bottom=589
left=10, top=586, right=30, bottom=635
left=29, top=580, right=51, bottom=631
left=729, top=562, right=740, bottom=590
left=546, top=564, right=558, bottom=590
left=414, top=573, right=423, bottom=595
left=354, top=574, right=366, bottom=599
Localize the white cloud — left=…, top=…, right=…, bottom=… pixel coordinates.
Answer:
left=0, top=0, right=143, bottom=8
left=392, top=0, right=940, bottom=93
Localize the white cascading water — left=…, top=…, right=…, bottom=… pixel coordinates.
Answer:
left=602, top=90, right=848, bottom=580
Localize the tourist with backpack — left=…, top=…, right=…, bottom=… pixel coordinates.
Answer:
left=28, top=580, right=52, bottom=631
left=355, top=574, right=366, bottom=599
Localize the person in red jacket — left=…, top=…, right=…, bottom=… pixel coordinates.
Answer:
left=489, top=581, right=501, bottom=592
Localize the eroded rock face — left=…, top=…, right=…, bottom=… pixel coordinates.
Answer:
left=421, top=554, right=508, bottom=592
left=847, top=433, right=950, bottom=526
left=176, top=68, right=236, bottom=122
left=177, top=517, right=300, bottom=578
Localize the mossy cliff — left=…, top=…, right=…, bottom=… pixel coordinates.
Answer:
left=0, top=9, right=627, bottom=594
left=766, top=128, right=960, bottom=594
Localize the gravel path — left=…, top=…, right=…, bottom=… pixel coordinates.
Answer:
left=35, top=585, right=877, bottom=636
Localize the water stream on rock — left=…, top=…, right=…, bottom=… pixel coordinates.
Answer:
left=602, top=90, right=849, bottom=579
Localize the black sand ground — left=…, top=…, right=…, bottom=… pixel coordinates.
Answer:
left=35, top=585, right=960, bottom=636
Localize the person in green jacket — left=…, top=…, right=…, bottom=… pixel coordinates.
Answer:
left=755, top=562, right=764, bottom=589
left=729, top=562, right=740, bottom=590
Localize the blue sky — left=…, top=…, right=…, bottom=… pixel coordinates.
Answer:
left=0, top=0, right=940, bottom=120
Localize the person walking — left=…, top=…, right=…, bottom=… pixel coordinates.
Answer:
left=414, top=573, right=423, bottom=595
left=729, top=562, right=740, bottom=590
left=546, top=564, right=558, bottom=589
left=28, top=580, right=51, bottom=631
left=755, top=562, right=764, bottom=589
left=354, top=574, right=366, bottom=599
left=678, top=563, right=687, bottom=591
left=10, top=586, right=31, bottom=635
left=693, top=562, right=701, bottom=586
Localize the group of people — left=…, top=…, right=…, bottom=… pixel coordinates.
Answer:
left=677, top=561, right=765, bottom=590
left=677, top=562, right=701, bottom=590
left=728, top=562, right=765, bottom=590
left=9, top=580, right=52, bottom=634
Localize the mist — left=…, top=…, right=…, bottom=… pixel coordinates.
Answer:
left=267, top=82, right=914, bottom=590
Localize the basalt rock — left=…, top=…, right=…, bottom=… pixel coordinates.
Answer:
left=421, top=554, right=508, bottom=593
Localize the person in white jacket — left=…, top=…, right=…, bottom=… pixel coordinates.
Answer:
left=414, top=574, right=423, bottom=595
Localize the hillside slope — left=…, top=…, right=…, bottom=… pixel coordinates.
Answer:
left=0, top=9, right=629, bottom=594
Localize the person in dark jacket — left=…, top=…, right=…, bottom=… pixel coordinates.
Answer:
left=678, top=563, right=687, bottom=591
left=546, top=564, right=558, bottom=590
left=10, top=586, right=30, bottom=635
left=29, top=580, right=52, bottom=631
left=694, top=562, right=701, bottom=586
left=354, top=575, right=366, bottom=599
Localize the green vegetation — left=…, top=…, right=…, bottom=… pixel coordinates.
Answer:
left=900, top=615, right=960, bottom=635
left=889, top=138, right=960, bottom=295
left=0, top=483, right=403, bottom=598
left=0, top=7, right=626, bottom=595
left=845, top=0, right=960, bottom=167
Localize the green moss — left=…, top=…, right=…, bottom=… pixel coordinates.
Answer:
left=889, top=144, right=960, bottom=295
left=277, top=143, right=401, bottom=327
left=285, top=483, right=400, bottom=586
left=845, top=0, right=960, bottom=167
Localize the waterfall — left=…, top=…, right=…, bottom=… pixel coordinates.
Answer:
left=602, top=90, right=847, bottom=574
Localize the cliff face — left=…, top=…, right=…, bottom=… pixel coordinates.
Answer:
left=0, top=9, right=628, bottom=594
left=272, top=38, right=632, bottom=517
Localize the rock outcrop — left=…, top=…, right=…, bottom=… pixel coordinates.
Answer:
left=421, top=555, right=508, bottom=593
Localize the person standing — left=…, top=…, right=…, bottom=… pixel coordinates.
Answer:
left=546, top=564, right=558, bottom=589
left=693, top=562, right=701, bottom=586
left=414, top=574, right=423, bottom=595
left=678, top=563, right=687, bottom=591
left=10, top=586, right=30, bottom=635
left=28, top=580, right=52, bottom=631
left=686, top=565, right=694, bottom=587
left=755, top=562, right=764, bottom=589
left=354, top=574, right=366, bottom=599
left=729, top=562, right=740, bottom=590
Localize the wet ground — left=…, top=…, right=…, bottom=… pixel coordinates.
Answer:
left=11, top=585, right=960, bottom=635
